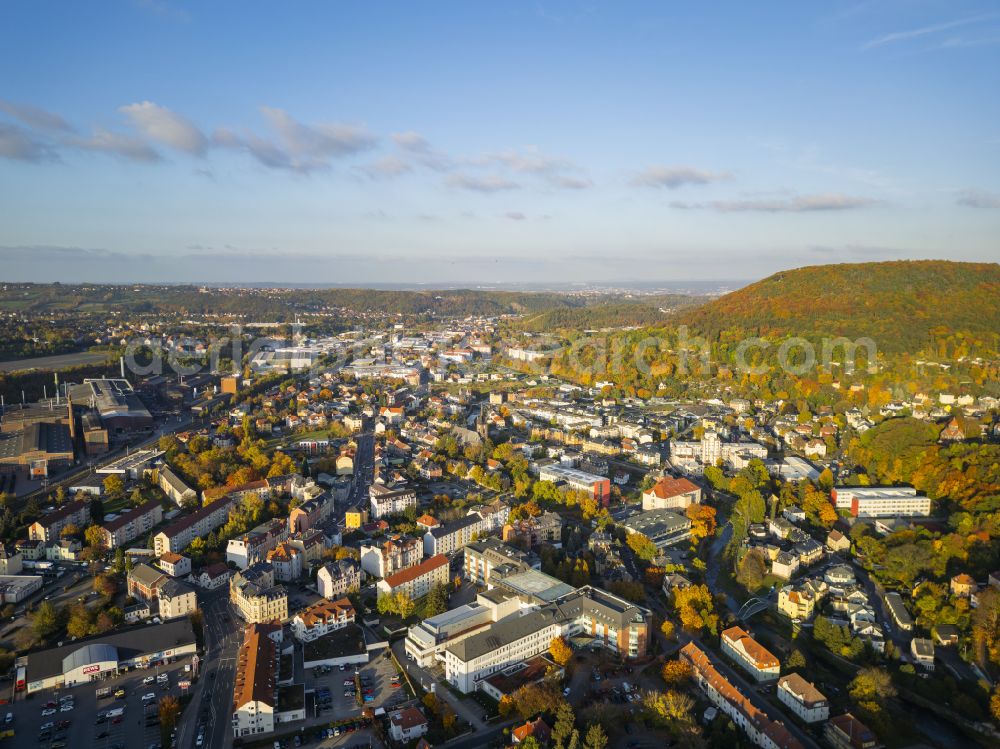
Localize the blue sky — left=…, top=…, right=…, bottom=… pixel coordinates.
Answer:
left=1, top=0, right=998, bottom=284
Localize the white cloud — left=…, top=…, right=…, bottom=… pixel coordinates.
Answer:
left=0, top=100, right=74, bottom=132
left=631, top=165, right=731, bottom=189
left=505, top=211, right=527, bottom=220
left=363, top=155, right=413, bottom=178
left=0, top=123, right=56, bottom=162
left=71, top=127, right=161, bottom=162
left=671, top=193, right=876, bottom=212
left=260, top=106, right=377, bottom=159
left=957, top=188, right=1000, bottom=209
left=863, top=14, right=997, bottom=49
left=392, top=131, right=430, bottom=152
left=120, top=101, right=206, bottom=155
left=446, top=174, right=521, bottom=193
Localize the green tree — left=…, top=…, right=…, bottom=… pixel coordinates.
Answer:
left=31, top=601, right=60, bottom=640
left=103, top=474, right=125, bottom=500
left=583, top=724, right=608, bottom=749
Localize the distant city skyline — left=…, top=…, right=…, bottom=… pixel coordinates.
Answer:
left=1, top=1, right=999, bottom=283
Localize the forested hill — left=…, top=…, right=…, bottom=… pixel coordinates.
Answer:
left=675, top=260, right=1000, bottom=354
left=0, top=284, right=698, bottom=321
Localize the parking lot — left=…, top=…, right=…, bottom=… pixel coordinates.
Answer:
left=305, top=647, right=408, bottom=721
left=5, top=657, right=194, bottom=749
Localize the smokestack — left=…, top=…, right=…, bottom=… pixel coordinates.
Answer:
left=67, top=394, right=75, bottom=440
left=54, top=372, right=60, bottom=405
left=120, top=357, right=126, bottom=379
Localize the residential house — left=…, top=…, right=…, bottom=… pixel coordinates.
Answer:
left=291, top=598, right=356, bottom=642
left=388, top=707, right=429, bottom=743
left=157, top=551, right=191, bottom=578
left=192, top=562, right=232, bottom=590
left=720, top=626, right=780, bottom=682
left=317, top=559, right=361, bottom=599
left=824, top=713, right=879, bottom=749
left=776, top=673, right=829, bottom=723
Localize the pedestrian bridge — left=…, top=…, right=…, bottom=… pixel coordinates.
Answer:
left=737, top=597, right=771, bottom=621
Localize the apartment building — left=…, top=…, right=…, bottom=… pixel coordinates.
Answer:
left=360, top=535, right=422, bottom=579
left=502, top=512, right=563, bottom=549
left=777, top=673, right=829, bottom=723
left=641, top=476, right=702, bottom=511
left=369, top=483, right=417, bottom=519
left=291, top=598, right=356, bottom=642
left=463, top=538, right=539, bottom=586
left=99, top=498, right=163, bottom=549
left=158, top=579, right=198, bottom=620
left=28, top=500, right=91, bottom=542
left=266, top=542, right=303, bottom=582
left=230, top=563, right=289, bottom=624
left=154, top=495, right=238, bottom=556
left=470, top=499, right=510, bottom=533
left=288, top=492, right=333, bottom=534
left=680, top=643, right=803, bottom=749
left=830, top=487, right=931, bottom=518
left=286, top=528, right=327, bottom=566
left=227, top=518, right=290, bottom=569
left=127, top=563, right=168, bottom=602
left=377, top=554, right=450, bottom=601
left=538, top=463, right=611, bottom=506
left=0, top=544, right=22, bottom=576
left=317, top=559, right=361, bottom=599
left=232, top=624, right=277, bottom=739
left=721, top=626, right=780, bottom=682
left=424, top=512, right=487, bottom=557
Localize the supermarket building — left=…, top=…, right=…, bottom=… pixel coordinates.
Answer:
left=21, top=618, right=197, bottom=693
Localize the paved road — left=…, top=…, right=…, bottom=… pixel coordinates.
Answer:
left=178, top=589, right=241, bottom=749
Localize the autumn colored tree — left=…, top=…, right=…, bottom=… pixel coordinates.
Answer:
left=84, top=524, right=106, bottom=550
left=660, top=620, right=675, bottom=640
left=60, top=522, right=80, bottom=539
left=550, top=636, right=573, bottom=667
left=626, top=532, right=658, bottom=561
left=672, top=584, right=718, bottom=635
left=159, top=695, right=181, bottom=732
left=583, top=724, right=608, bottom=749
left=661, top=660, right=692, bottom=687
left=686, top=504, right=717, bottom=545
left=103, top=474, right=125, bottom=500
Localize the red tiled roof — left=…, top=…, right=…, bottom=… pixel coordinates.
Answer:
left=722, top=626, right=780, bottom=669
left=646, top=476, right=699, bottom=500
left=681, top=643, right=802, bottom=749
left=382, top=554, right=448, bottom=588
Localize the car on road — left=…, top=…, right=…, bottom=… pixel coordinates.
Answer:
left=60, top=703, right=74, bottom=712
left=42, top=708, right=56, bottom=716
left=143, top=676, right=155, bottom=684
left=41, top=721, right=55, bottom=731
left=142, top=692, right=156, bottom=702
